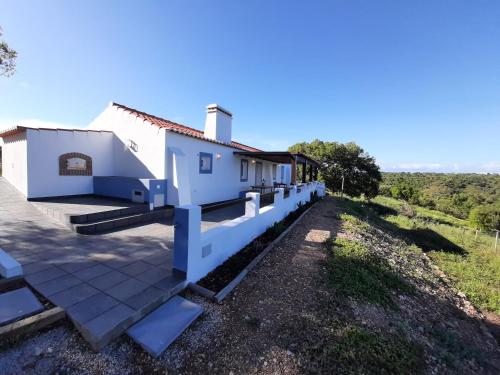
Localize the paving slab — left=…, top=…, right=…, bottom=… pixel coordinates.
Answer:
left=25, top=266, right=67, bottom=285
left=124, top=286, right=165, bottom=312
left=80, top=303, right=136, bottom=351
left=48, top=283, right=100, bottom=308
left=135, top=267, right=171, bottom=285
left=67, top=292, right=120, bottom=325
left=0, top=287, right=44, bottom=325
left=73, top=264, right=112, bottom=281
left=120, top=261, right=154, bottom=277
left=105, top=278, right=149, bottom=302
left=87, top=270, right=129, bottom=291
left=33, top=274, right=83, bottom=296
left=127, top=296, right=203, bottom=357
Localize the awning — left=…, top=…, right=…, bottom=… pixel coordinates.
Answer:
left=233, top=151, right=320, bottom=166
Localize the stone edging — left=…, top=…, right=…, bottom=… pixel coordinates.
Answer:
left=189, top=199, right=320, bottom=303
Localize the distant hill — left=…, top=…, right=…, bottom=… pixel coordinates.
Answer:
left=380, top=173, right=500, bottom=220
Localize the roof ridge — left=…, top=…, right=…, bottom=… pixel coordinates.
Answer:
left=111, top=102, right=261, bottom=152
left=111, top=102, right=202, bottom=134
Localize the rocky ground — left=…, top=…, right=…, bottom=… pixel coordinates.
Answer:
left=0, top=196, right=499, bottom=374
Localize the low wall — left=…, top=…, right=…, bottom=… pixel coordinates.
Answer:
left=173, top=181, right=325, bottom=282
left=93, top=176, right=167, bottom=208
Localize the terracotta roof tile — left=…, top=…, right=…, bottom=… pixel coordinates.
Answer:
left=112, top=102, right=261, bottom=152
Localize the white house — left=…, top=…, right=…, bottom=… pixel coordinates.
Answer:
left=0, top=102, right=319, bottom=207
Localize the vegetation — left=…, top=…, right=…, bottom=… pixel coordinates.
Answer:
left=0, top=26, right=17, bottom=77
left=380, top=173, right=500, bottom=229
left=326, top=236, right=414, bottom=309
left=336, top=194, right=500, bottom=314
left=318, top=196, right=496, bottom=373
left=288, top=139, right=382, bottom=199
left=322, top=324, right=425, bottom=375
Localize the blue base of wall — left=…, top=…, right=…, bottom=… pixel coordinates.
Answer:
left=93, top=176, right=167, bottom=207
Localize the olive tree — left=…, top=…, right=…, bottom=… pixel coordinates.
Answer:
left=289, top=139, right=382, bottom=199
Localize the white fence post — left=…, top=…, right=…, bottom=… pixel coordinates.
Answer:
left=173, top=204, right=201, bottom=280
left=275, top=188, right=284, bottom=204
left=245, top=192, right=260, bottom=217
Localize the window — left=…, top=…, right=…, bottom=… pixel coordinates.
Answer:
left=272, top=164, right=277, bottom=180
left=199, top=152, right=213, bottom=174
left=240, top=159, right=248, bottom=182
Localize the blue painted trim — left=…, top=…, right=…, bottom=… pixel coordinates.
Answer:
left=240, top=159, right=248, bottom=182
left=199, top=152, right=213, bottom=174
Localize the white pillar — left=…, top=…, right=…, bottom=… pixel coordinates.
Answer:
left=245, top=192, right=260, bottom=217
left=274, top=188, right=284, bottom=204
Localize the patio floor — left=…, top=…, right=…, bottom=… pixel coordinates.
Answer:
left=30, top=195, right=146, bottom=216
left=0, top=178, right=245, bottom=350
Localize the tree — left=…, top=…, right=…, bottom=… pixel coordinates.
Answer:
left=289, top=139, right=382, bottom=199
left=0, top=27, right=17, bottom=77
left=469, top=205, right=500, bottom=231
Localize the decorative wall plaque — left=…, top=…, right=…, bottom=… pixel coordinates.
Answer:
left=59, top=152, right=92, bottom=176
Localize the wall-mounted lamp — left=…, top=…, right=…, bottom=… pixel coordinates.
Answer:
left=251, top=160, right=256, bottom=164
left=216, top=153, right=222, bottom=160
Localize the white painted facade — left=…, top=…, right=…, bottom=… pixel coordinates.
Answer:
left=0, top=102, right=306, bottom=205
left=26, top=129, right=115, bottom=198
left=88, top=104, right=166, bottom=179
left=165, top=132, right=277, bottom=205
left=1, top=129, right=115, bottom=198
left=1, top=132, right=28, bottom=196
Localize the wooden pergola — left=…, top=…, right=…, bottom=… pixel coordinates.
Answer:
left=233, top=151, right=320, bottom=185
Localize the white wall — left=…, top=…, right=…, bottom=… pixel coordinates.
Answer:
left=26, top=129, right=115, bottom=198
left=176, top=182, right=325, bottom=282
left=166, top=132, right=278, bottom=205
left=1, top=132, right=28, bottom=196
left=88, top=104, right=166, bottom=179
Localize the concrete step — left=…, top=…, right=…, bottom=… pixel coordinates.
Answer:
left=70, top=274, right=186, bottom=351
left=72, top=208, right=174, bottom=235
left=127, top=296, right=203, bottom=357
left=69, top=205, right=149, bottom=224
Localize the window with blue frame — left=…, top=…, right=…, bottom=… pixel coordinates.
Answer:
left=199, top=152, right=213, bottom=174
left=240, top=159, right=248, bottom=181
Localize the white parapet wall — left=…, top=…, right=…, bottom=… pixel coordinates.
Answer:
left=173, top=182, right=325, bottom=283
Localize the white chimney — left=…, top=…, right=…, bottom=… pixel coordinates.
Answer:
left=204, top=104, right=232, bottom=144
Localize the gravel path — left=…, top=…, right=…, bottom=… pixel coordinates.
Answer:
left=1, top=196, right=499, bottom=374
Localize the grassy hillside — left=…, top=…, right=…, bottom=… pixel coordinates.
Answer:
left=324, top=196, right=500, bottom=373
left=380, top=172, right=500, bottom=220
left=343, top=195, right=499, bottom=314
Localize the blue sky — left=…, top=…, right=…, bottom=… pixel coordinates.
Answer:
left=1, top=0, right=499, bottom=173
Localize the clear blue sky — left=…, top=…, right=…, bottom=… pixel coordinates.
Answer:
left=1, top=0, right=499, bottom=173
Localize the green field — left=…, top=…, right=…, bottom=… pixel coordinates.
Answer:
left=342, top=195, right=499, bottom=314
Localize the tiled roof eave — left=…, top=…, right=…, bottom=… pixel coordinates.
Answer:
left=115, top=103, right=260, bottom=152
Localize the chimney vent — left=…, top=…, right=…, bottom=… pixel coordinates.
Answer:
left=204, top=104, right=232, bottom=144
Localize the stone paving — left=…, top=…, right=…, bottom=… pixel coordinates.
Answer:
left=0, top=178, right=244, bottom=350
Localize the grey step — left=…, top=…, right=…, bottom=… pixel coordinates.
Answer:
left=31, top=201, right=149, bottom=228
left=72, top=275, right=186, bottom=351
left=73, top=208, right=174, bottom=235
left=0, top=287, right=44, bottom=325
left=70, top=205, right=149, bottom=224
left=0, top=247, right=23, bottom=278
left=127, top=296, right=203, bottom=357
